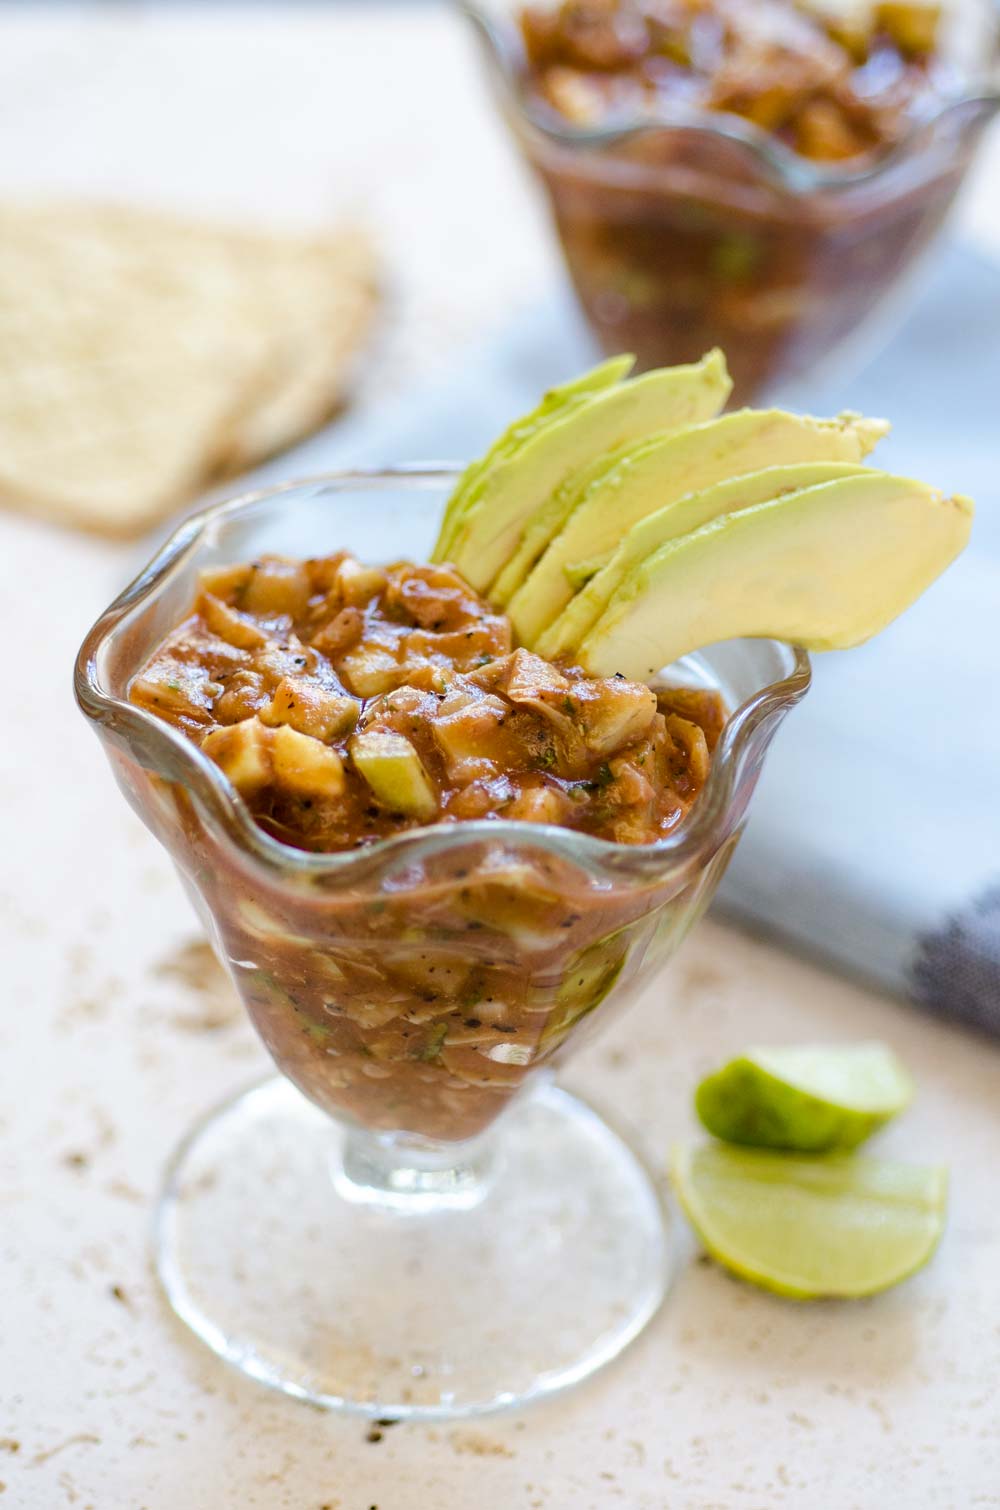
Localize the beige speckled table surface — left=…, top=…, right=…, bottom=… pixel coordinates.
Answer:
left=2, top=6, right=999, bottom=1508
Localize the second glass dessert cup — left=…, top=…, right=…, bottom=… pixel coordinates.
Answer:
left=461, top=0, right=1000, bottom=403
left=75, top=470, right=810, bottom=1418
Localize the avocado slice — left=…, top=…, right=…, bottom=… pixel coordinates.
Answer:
left=490, top=436, right=642, bottom=608
left=535, top=460, right=869, bottom=659
left=349, top=729, right=437, bottom=820
left=576, top=473, right=973, bottom=680
left=438, top=351, right=733, bottom=593
left=507, top=408, right=889, bottom=649
left=485, top=350, right=733, bottom=603
left=433, top=354, right=633, bottom=563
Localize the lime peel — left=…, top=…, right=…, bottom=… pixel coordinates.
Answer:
left=695, top=1041, right=914, bottom=1152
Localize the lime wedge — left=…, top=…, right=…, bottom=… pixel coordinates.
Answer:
left=671, top=1142, right=947, bottom=1299
left=695, top=1042, right=913, bottom=1152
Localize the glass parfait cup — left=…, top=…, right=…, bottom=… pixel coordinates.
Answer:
left=461, top=0, right=1000, bottom=404
left=75, top=469, right=809, bottom=1418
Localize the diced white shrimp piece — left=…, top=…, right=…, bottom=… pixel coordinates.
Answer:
left=312, top=606, right=365, bottom=660
left=271, top=724, right=345, bottom=799
left=403, top=622, right=509, bottom=667
left=503, top=783, right=571, bottom=826
left=432, top=693, right=510, bottom=783
left=234, top=898, right=317, bottom=948
left=339, top=645, right=401, bottom=697
left=200, top=592, right=269, bottom=651
left=132, top=658, right=221, bottom=718
left=573, top=676, right=657, bottom=758
left=261, top=677, right=360, bottom=741
left=664, top=714, right=711, bottom=787
left=504, top=647, right=571, bottom=704
left=254, top=636, right=315, bottom=684
left=440, top=1044, right=532, bottom=1086
left=213, top=669, right=268, bottom=723
left=332, top=556, right=389, bottom=607
left=240, top=558, right=311, bottom=617
left=201, top=716, right=272, bottom=796
left=198, top=563, right=254, bottom=601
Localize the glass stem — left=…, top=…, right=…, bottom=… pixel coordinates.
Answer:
left=335, top=1124, right=496, bottom=1213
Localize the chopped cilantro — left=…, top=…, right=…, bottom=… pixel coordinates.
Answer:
left=419, top=1023, right=448, bottom=1061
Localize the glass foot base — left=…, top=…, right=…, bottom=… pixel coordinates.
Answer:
left=154, top=1078, right=670, bottom=1419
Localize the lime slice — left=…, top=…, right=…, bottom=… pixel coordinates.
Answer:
left=695, top=1041, right=913, bottom=1152
left=671, top=1142, right=947, bottom=1299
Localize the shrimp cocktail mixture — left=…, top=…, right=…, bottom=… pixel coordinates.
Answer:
left=131, top=353, right=971, bottom=1141
left=132, top=551, right=723, bottom=1140
left=133, top=554, right=723, bottom=848
left=520, top=0, right=958, bottom=160
left=512, top=0, right=983, bottom=399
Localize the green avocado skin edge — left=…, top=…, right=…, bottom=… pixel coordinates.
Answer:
left=576, top=475, right=972, bottom=680
left=433, top=354, right=634, bottom=563
left=429, top=356, right=973, bottom=689
left=505, top=408, right=889, bottom=650
left=437, top=350, right=733, bottom=593
left=535, top=459, right=869, bottom=660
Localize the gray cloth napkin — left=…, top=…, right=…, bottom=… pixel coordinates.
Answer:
left=252, top=241, right=1000, bottom=1034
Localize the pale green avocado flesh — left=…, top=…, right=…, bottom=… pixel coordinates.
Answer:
left=484, top=349, right=732, bottom=603
left=429, top=356, right=972, bottom=681
left=507, top=408, right=889, bottom=648
left=577, top=473, right=973, bottom=679
left=349, top=730, right=437, bottom=820
left=490, top=435, right=645, bottom=608
left=433, top=354, right=633, bottom=563
left=535, top=459, right=869, bottom=659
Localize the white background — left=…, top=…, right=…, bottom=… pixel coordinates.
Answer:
left=1, top=5, right=999, bottom=1507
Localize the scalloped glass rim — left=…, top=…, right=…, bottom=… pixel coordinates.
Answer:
left=460, top=0, right=1000, bottom=195
left=74, top=466, right=811, bottom=885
